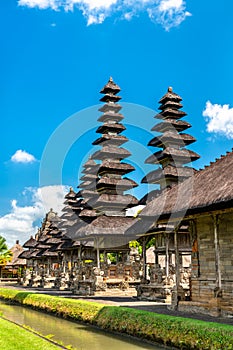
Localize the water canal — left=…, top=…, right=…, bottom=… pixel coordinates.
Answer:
left=0, top=300, right=165, bottom=350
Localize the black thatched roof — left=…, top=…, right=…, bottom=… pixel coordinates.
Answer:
left=158, top=100, right=183, bottom=110
left=139, top=189, right=162, bottom=205
left=97, top=177, right=137, bottom=190
left=23, top=236, right=37, bottom=248
left=98, top=103, right=121, bottom=113
left=80, top=173, right=98, bottom=181
left=94, top=193, right=138, bottom=209
left=92, top=145, right=131, bottom=160
left=18, top=250, right=32, bottom=260
left=65, top=187, right=76, bottom=199
left=140, top=150, right=233, bottom=220
left=83, top=159, right=97, bottom=168
left=152, top=119, right=191, bottom=133
left=73, top=215, right=136, bottom=239
left=93, top=134, right=128, bottom=146
left=159, top=87, right=182, bottom=103
left=155, top=108, right=187, bottom=120
left=98, top=160, right=135, bottom=175
left=98, top=113, right=124, bottom=123
left=100, top=93, right=122, bottom=103
left=100, top=77, right=121, bottom=94
left=7, top=241, right=26, bottom=266
left=145, top=147, right=200, bottom=164
left=141, top=166, right=195, bottom=184
left=43, top=249, right=59, bottom=257
left=96, top=122, right=126, bottom=134
left=148, top=132, right=196, bottom=148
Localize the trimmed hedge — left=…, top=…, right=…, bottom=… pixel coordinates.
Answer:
left=0, top=288, right=233, bottom=350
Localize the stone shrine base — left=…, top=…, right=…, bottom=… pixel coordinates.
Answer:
left=178, top=299, right=233, bottom=318
left=136, top=283, right=172, bottom=303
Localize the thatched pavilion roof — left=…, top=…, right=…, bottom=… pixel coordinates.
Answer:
left=71, top=215, right=136, bottom=239
left=140, top=149, right=233, bottom=220
left=7, top=241, right=26, bottom=266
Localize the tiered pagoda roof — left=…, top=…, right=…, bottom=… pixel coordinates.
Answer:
left=58, top=160, right=99, bottom=241
left=142, top=87, right=200, bottom=190
left=90, top=77, right=138, bottom=215
left=20, top=209, right=64, bottom=260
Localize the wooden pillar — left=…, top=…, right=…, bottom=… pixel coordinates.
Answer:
left=165, top=233, right=170, bottom=278
left=190, top=220, right=200, bottom=278
left=47, top=258, right=50, bottom=275
left=171, top=227, right=180, bottom=309
left=142, top=236, right=147, bottom=281
left=96, top=238, right=100, bottom=269
left=213, top=215, right=222, bottom=294
left=78, top=245, right=82, bottom=261
left=70, top=251, right=73, bottom=271
left=63, top=254, right=66, bottom=273
left=154, top=251, right=159, bottom=265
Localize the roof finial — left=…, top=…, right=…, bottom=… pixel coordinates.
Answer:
left=109, top=76, right=113, bottom=82
left=168, top=86, right=173, bottom=92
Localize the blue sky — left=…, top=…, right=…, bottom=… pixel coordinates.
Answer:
left=1, top=0, right=233, bottom=247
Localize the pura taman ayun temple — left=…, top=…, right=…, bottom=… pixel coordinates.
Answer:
left=19, top=78, right=233, bottom=318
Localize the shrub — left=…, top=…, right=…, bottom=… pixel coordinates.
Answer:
left=0, top=288, right=232, bottom=350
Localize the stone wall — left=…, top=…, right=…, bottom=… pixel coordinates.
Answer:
left=179, top=212, right=233, bottom=317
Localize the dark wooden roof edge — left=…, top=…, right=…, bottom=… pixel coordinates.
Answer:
left=145, top=199, right=233, bottom=224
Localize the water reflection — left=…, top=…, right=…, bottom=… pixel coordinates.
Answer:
left=0, top=301, right=164, bottom=350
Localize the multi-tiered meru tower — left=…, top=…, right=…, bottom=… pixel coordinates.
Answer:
left=90, top=77, right=138, bottom=215
left=136, top=87, right=200, bottom=302
left=142, top=87, right=200, bottom=191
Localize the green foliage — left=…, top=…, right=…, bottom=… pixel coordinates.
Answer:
left=129, top=240, right=142, bottom=255
left=0, top=288, right=233, bottom=350
left=146, top=237, right=156, bottom=249
left=0, top=236, right=12, bottom=267
left=107, top=252, right=117, bottom=263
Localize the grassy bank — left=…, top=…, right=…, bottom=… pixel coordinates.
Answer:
left=0, top=317, right=64, bottom=350
left=0, top=288, right=233, bottom=350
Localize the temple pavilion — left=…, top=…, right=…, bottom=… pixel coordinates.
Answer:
left=134, top=149, right=233, bottom=317
left=63, top=77, right=141, bottom=295
left=129, top=87, right=200, bottom=302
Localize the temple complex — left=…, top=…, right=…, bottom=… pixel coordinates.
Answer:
left=18, top=79, right=233, bottom=318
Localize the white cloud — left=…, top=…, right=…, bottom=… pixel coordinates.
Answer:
left=11, top=150, right=36, bottom=164
left=32, top=185, right=69, bottom=214
left=203, top=101, right=233, bottom=139
left=18, top=0, right=59, bottom=10
left=154, top=0, right=191, bottom=31
left=0, top=185, right=68, bottom=248
left=18, top=0, right=191, bottom=30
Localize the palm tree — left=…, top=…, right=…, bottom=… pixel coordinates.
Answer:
left=0, top=236, right=12, bottom=278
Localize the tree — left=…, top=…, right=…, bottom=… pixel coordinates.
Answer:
left=0, top=236, right=12, bottom=278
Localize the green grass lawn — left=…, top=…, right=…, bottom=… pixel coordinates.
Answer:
left=0, top=317, right=61, bottom=350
